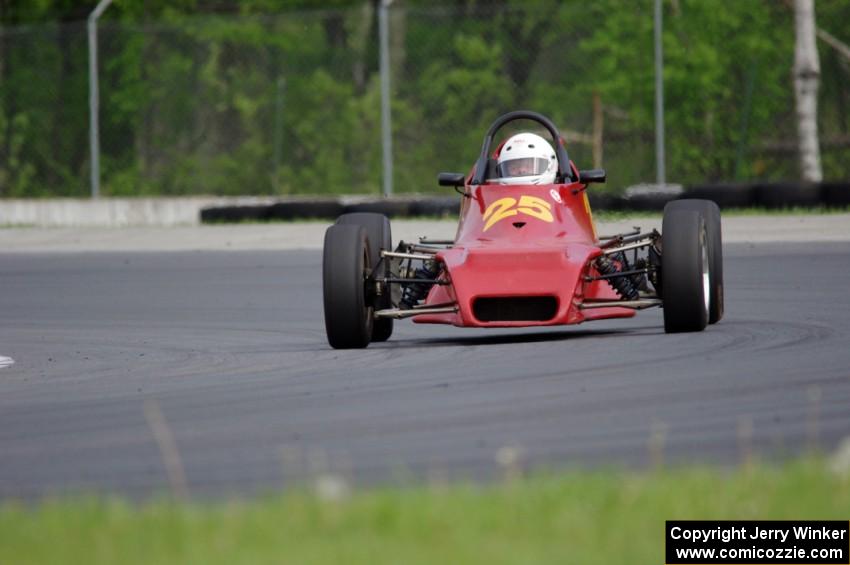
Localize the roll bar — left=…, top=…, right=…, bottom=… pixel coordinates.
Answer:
left=470, top=110, right=575, bottom=185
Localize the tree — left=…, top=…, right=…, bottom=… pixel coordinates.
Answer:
left=793, top=0, right=822, bottom=182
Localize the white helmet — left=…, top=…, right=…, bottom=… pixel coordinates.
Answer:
left=496, top=132, right=558, bottom=185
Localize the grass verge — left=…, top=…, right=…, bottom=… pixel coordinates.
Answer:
left=1, top=459, right=847, bottom=565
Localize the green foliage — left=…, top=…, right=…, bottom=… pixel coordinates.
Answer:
left=0, top=0, right=848, bottom=197
left=577, top=0, right=796, bottom=185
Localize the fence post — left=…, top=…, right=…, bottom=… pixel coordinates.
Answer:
left=88, top=0, right=114, bottom=199
left=592, top=91, right=603, bottom=169
left=379, top=0, right=394, bottom=197
left=653, top=0, right=666, bottom=187
left=273, top=77, right=286, bottom=192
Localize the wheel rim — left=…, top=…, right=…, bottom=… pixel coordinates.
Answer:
left=700, top=227, right=710, bottom=316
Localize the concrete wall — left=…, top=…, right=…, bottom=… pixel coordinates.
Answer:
left=0, top=197, right=279, bottom=227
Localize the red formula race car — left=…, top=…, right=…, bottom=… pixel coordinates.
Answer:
left=322, top=111, right=723, bottom=349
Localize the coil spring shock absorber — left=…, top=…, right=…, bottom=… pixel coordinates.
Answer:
left=617, top=251, right=650, bottom=293
left=401, top=259, right=440, bottom=308
left=595, top=255, right=639, bottom=300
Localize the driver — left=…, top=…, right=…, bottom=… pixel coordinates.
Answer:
left=496, top=132, right=558, bottom=185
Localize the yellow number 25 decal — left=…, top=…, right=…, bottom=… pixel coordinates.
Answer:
left=482, top=195, right=554, bottom=231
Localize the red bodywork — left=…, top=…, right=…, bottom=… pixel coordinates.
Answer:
left=414, top=174, right=634, bottom=327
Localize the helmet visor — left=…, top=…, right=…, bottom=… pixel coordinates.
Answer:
left=497, top=157, right=551, bottom=178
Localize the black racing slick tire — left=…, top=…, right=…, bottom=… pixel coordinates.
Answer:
left=664, top=199, right=724, bottom=323
left=661, top=209, right=710, bottom=333
left=336, top=213, right=394, bottom=342
left=323, top=224, right=374, bottom=349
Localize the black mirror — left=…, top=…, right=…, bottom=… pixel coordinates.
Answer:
left=438, top=172, right=465, bottom=187
left=578, top=169, right=606, bottom=184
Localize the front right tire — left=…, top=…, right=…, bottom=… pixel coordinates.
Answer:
left=336, top=213, right=394, bottom=342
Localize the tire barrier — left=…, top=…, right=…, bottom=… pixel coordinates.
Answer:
left=267, top=200, right=345, bottom=220
left=200, top=205, right=272, bottom=223
left=342, top=199, right=413, bottom=218
left=622, top=183, right=684, bottom=211
left=684, top=183, right=757, bottom=208
left=199, top=182, right=850, bottom=223
left=622, top=192, right=680, bottom=211
left=587, top=191, right=625, bottom=210
left=820, top=182, right=850, bottom=207
left=754, top=182, right=821, bottom=208
left=409, top=197, right=461, bottom=218
left=682, top=181, right=849, bottom=210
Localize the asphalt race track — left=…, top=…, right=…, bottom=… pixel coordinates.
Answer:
left=1, top=242, right=849, bottom=499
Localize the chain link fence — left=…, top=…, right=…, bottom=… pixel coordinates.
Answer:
left=0, top=1, right=848, bottom=198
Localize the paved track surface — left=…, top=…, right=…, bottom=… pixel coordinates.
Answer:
left=1, top=242, right=849, bottom=499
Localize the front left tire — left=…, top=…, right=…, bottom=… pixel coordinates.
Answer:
left=664, top=199, right=723, bottom=323
left=661, top=209, right=710, bottom=333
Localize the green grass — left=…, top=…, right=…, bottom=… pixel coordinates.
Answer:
left=2, top=460, right=848, bottom=565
